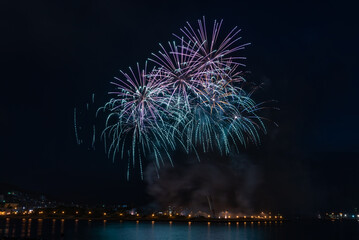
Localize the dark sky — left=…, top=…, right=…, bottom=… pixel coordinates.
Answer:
left=1, top=0, right=358, bottom=214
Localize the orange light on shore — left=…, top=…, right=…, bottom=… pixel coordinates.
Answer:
left=103, top=213, right=107, bottom=216
left=62, top=211, right=65, bottom=214
left=152, top=214, right=155, bottom=217
left=88, top=211, right=92, bottom=215
left=188, top=214, right=191, bottom=218
left=207, top=215, right=211, bottom=218
left=244, top=216, right=246, bottom=219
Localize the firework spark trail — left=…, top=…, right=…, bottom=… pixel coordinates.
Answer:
left=148, top=39, right=203, bottom=110
left=93, top=17, right=275, bottom=177
left=99, top=62, right=180, bottom=174
left=74, top=108, right=80, bottom=145
left=92, top=125, right=96, bottom=149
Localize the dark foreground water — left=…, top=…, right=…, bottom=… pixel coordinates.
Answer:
left=0, top=218, right=358, bottom=240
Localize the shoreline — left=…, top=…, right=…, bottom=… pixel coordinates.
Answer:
left=0, top=215, right=284, bottom=223
left=1, top=216, right=356, bottom=223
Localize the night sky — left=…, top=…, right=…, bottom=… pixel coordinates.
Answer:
left=1, top=0, right=358, bottom=215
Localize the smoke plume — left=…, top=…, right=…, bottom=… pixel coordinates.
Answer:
left=145, top=154, right=260, bottom=215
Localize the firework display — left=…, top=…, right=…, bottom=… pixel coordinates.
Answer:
left=95, top=17, right=271, bottom=178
